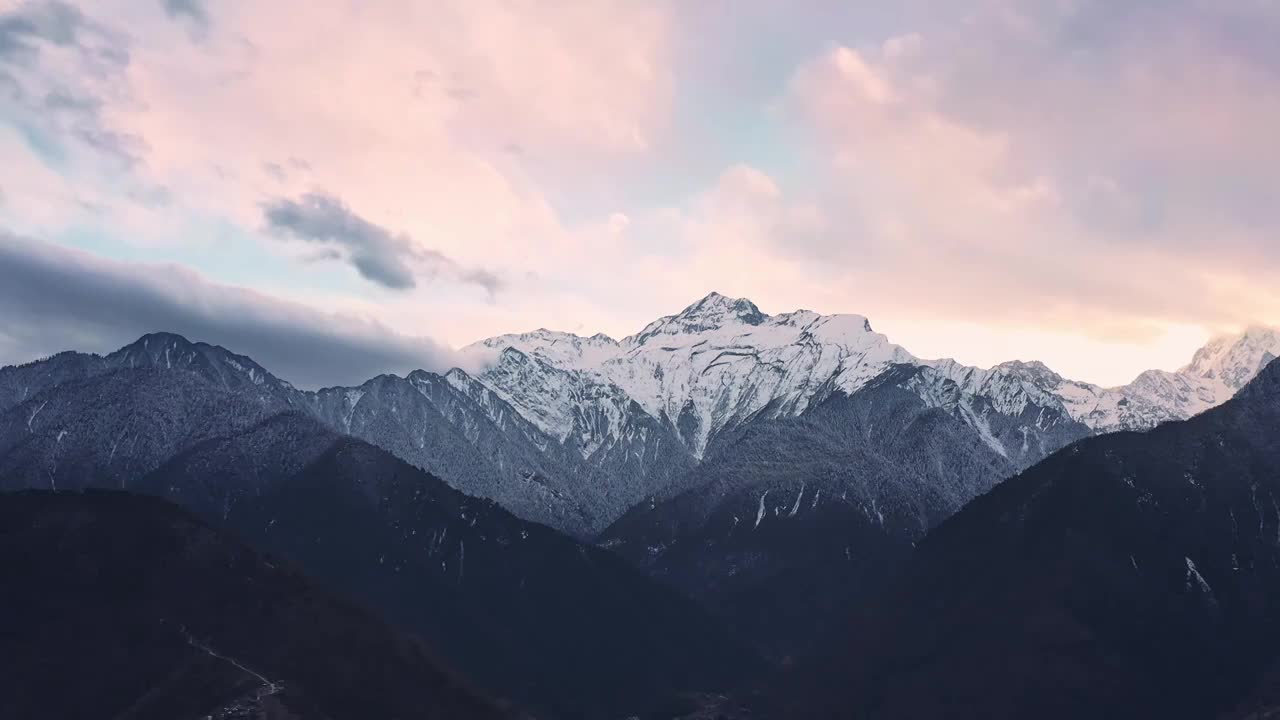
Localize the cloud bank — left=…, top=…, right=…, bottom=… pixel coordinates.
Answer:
left=0, top=233, right=463, bottom=388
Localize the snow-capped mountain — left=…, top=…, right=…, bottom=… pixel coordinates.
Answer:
left=452, top=292, right=1279, bottom=537
left=469, top=291, right=1277, bottom=475
left=930, top=325, right=1280, bottom=435
left=467, top=293, right=917, bottom=461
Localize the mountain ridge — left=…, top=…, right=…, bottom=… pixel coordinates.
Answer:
left=466, top=292, right=1279, bottom=525
left=469, top=292, right=1280, bottom=448
left=2, top=293, right=1275, bottom=537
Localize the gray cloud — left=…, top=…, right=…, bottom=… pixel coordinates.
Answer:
left=462, top=267, right=503, bottom=296
left=1, top=2, right=138, bottom=167
left=161, top=0, right=209, bottom=36
left=35, top=86, right=147, bottom=166
left=262, top=192, right=417, bottom=289
left=58, top=78, right=138, bottom=169
left=0, top=2, right=129, bottom=74
left=0, top=18, right=43, bottom=60
left=262, top=161, right=287, bottom=181
left=262, top=191, right=503, bottom=295
left=0, top=2, right=85, bottom=61
left=0, top=232, right=464, bottom=389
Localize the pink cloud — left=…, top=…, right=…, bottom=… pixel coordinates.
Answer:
left=778, top=16, right=1280, bottom=348
left=7, top=0, right=1280, bottom=387
left=4, top=0, right=673, bottom=279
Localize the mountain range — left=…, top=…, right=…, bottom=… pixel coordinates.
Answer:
left=2, top=293, right=1277, bottom=662
left=465, top=293, right=1279, bottom=530
left=6, top=292, right=1274, bottom=539
left=467, top=293, right=1279, bottom=656
left=2, top=292, right=1279, bottom=715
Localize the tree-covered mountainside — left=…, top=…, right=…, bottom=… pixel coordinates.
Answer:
left=0, top=490, right=506, bottom=720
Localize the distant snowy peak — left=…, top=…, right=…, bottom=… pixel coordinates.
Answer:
left=625, top=292, right=767, bottom=345
left=1183, top=326, right=1280, bottom=390
left=613, top=300, right=911, bottom=457
left=465, top=293, right=919, bottom=459
left=472, top=329, right=619, bottom=372
left=1079, top=326, right=1280, bottom=431
left=928, top=326, right=1280, bottom=434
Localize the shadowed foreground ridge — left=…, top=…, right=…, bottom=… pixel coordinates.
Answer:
left=0, top=489, right=506, bottom=720
left=784, top=358, right=1280, bottom=719
left=131, top=411, right=759, bottom=719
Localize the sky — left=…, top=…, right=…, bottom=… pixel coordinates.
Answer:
left=1, top=0, right=1278, bottom=388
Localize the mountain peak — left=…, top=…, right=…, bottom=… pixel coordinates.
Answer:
left=129, top=331, right=196, bottom=349
left=693, top=290, right=732, bottom=304
left=682, top=291, right=761, bottom=315
left=1184, top=325, right=1280, bottom=390
left=627, top=293, right=767, bottom=346
left=105, top=332, right=285, bottom=391
left=673, top=292, right=766, bottom=327
left=992, top=359, right=1060, bottom=382
left=108, top=332, right=201, bottom=364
